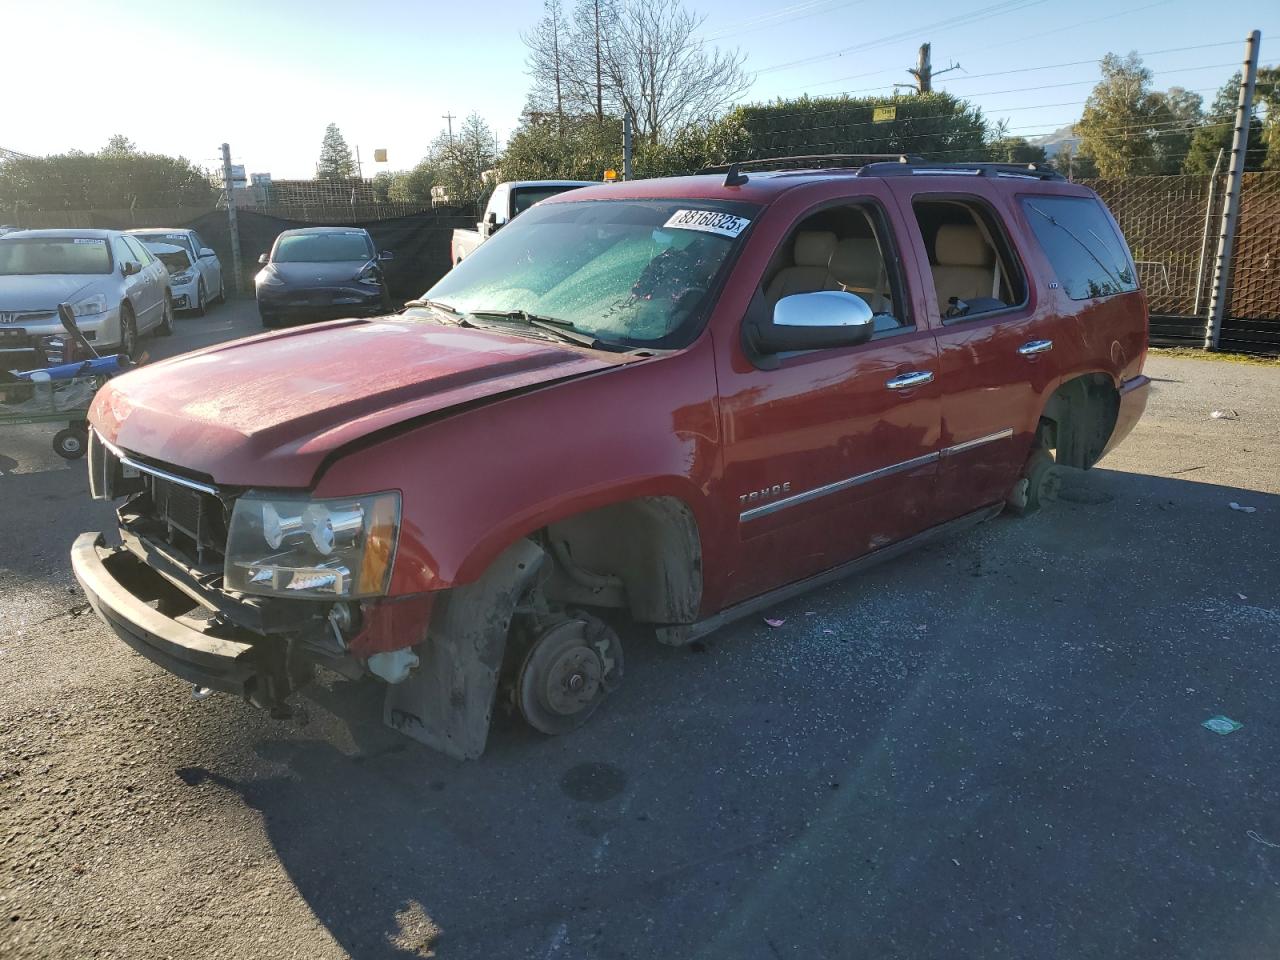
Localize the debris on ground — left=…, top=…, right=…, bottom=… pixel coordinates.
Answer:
left=1210, top=410, right=1239, bottom=420
left=1248, top=831, right=1280, bottom=849
left=1203, top=716, right=1243, bottom=735
left=1228, top=502, right=1257, bottom=513
left=764, top=618, right=785, bottom=628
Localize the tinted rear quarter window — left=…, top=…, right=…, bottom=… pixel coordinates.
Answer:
left=1020, top=195, right=1138, bottom=300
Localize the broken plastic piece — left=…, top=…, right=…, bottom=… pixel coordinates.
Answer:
left=764, top=617, right=785, bottom=628
left=1210, top=410, right=1238, bottom=420
left=191, top=684, right=214, bottom=701
left=1228, top=502, right=1257, bottom=513
left=1203, top=715, right=1243, bottom=735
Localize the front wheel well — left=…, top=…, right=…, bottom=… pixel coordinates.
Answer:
left=1037, top=373, right=1120, bottom=469
left=539, top=496, right=702, bottom=626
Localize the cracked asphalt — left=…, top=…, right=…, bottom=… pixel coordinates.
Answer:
left=2, top=303, right=1278, bottom=959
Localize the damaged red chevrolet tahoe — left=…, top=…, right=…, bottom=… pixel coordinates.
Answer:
left=71, top=158, right=1150, bottom=759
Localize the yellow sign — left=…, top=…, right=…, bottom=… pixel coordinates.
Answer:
left=873, top=106, right=896, bottom=123
left=603, top=168, right=618, bottom=182
left=373, top=148, right=388, bottom=163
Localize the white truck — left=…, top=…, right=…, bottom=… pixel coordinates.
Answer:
left=450, top=180, right=595, bottom=265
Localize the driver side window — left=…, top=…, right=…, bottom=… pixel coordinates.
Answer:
left=761, top=203, right=911, bottom=336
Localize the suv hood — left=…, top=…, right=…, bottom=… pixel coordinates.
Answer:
left=91, top=316, right=635, bottom=487
left=0, top=275, right=98, bottom=309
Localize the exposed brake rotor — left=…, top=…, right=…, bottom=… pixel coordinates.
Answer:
left=516, top=615, right=623, bottom=736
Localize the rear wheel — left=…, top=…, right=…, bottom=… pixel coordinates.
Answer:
left=1007, top=448, right=1060, bottom=517
left=515, top=614, right=623, bottom=736
left=193, top=278, right=207, bottom=317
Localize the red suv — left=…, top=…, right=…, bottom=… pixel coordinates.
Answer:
left=72, top=158, right=1150, bottom=759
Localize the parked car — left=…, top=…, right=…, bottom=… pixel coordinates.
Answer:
left=128, top=227, right=223, bottom=315
left=71, top=158, right=1149, bottom=761
left=0, top=228, right=171, bottom=363
left=451, top=180, right=596, bottom=265
left=255, top=226, right=392, bottom=328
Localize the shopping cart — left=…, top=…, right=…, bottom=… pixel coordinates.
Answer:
left=0, top=304, right=130, bottom=459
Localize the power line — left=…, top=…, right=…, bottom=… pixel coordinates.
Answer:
left=703, top=0, right=869, bottom=41
left=755, top=0, right=1051, bottom=75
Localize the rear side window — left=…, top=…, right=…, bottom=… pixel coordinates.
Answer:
left=1020, top=196, right=1138, bottom=300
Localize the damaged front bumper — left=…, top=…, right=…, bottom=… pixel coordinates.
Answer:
left=71, top=531, right=336, bottom=712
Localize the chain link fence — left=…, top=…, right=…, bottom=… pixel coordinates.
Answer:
left=1081, top=171, right=1280, bottom=354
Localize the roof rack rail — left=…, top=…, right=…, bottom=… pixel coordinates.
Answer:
left=857, top=161, right=1065, bottom=181
left=697, top=153, right=924, bottom=175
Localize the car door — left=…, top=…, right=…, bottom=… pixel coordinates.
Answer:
left=888, top=180, right=1065, bottom=520
left=121, top=235, right=163, bottom=330
left=111, top=236, right=148, bottom=325
left=190, top=230, right=221, bottom=293
left=714, top=189, right=943, bottom=605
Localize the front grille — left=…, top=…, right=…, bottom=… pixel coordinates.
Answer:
left=141, top=473, right=231, bottom=565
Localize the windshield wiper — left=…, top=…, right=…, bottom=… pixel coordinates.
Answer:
left=402, top=298, right=482, bottom=327
left=466, top=309, right=630, bottom=352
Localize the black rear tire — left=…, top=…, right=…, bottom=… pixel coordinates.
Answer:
left=1007, top=449, right=1060, bottom=517
left=156, top=292, right=174, bottom=336
left=118, top=305, right=138, bottom=360
left=193, top=279, right=207, bottom=317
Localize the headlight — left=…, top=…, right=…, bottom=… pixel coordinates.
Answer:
left=170, top=271, right=195, bottom=284
left=71, top=294, right=107, bottom=317
left=224, top=491, right=401, bottom=599
left=256, top=268, right=284, bottom=287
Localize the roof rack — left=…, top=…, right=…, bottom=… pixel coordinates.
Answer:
left=857, top=161, right=1065, bottom=181
left=698, top=153, right=924, bottom=175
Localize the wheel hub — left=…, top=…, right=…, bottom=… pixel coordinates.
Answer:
left=516, top=615, right=623, bottom=735
left=544, top=646, right=602, bottom=715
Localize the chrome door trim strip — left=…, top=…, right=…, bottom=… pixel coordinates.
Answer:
left=94, top=430, right=220, bottom=496
left=940, top=427, right=1014, bottom=457
left=740, top=450, right=940, bottom=522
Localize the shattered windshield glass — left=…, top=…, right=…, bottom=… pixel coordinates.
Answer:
left=422, top=199, right=757, bottom=347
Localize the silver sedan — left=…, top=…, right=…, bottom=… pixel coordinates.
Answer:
left=0, top=228, right=173, bottom=363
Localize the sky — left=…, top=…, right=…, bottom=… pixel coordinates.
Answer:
left=2, top=0, right=1274, bottom=179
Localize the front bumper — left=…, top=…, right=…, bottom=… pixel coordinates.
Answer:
left=0, top=308, right=121, bottom=357
left=256, top=285, right=387, bottom=321
left=169, top=279, right=196, bottom=310
left=71, top=531, right=261, bottom=697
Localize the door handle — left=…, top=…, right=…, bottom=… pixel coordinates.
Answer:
left=1018, top=339, right=1053, bottom=356
left=886, top=370, right=934, bottom=390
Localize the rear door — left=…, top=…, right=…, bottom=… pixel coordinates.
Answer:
left=888, top=179, right=1064, bottom=519
left=122, top=236, right=164, bottom=329
left=189, top=230, right=222, bottom=295
left=714, top=186, right=943, bottom=604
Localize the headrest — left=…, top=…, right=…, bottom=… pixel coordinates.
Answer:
left=829, top=237, right=880, bottom=285
left=935, top=224, right=993, bottom=267
left=793, top=230, right=837, bottom=267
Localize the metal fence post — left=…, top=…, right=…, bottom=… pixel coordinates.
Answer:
left=1192, top=148, right=1225, bottom=318
left=221, top=143, right=243, bottom=297
left=1205, top=30, right=1261, bottom=350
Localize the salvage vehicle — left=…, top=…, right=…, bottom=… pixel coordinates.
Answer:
left=0, top=229, right=172, bottom=362
left=451, top=180, right=595, bottom=265
left=71, top=156, right=1150, bottom=760
left=255, top=226, right=393, bottom=328
left=129, top=228, right=224, bottom=315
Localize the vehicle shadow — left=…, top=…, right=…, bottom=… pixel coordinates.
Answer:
left=77, top=465, right=1280, bottom=958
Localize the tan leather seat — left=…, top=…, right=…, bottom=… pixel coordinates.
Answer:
left=828, top=237, right=890, bottom=313
left=765, top=231, right=836, bottom=305
left=932, top=224, right=995, bottom=312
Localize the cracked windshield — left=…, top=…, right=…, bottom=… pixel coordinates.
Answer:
left=423, top=199, right=756, bottom=344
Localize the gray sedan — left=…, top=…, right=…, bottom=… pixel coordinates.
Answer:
left=0, top=228, right=172, bottom=363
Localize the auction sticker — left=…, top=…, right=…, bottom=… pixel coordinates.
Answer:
left=663, top=209, right=751, bottom=238
left=73, top=238, right=106, bottom=244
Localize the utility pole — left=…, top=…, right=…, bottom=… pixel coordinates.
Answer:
left=1205, top=30, right=1260, bottom=351
left=355, top=145, right=363, bottom=180
left=622, top=114, right=633, bottom=181
left=442, top=112, right=455, bottom=145
left=900, top=42, right=961, bottom=94
left=221, top=143, right=242, bottom=297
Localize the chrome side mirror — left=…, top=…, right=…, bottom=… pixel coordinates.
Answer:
left=752, top=290, right=876, bottom=353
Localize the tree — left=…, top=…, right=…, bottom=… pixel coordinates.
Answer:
left=1075, top=53, right=1170, bottom=177
left=602, top=0, right=749, bottom=144
left=1150, top=86, right=1202, bottom=174
left=523, top=0, right=570, bottom=131
left=503, top=112, right=623, bottom=181
left=432, top=112, right=496, bottom=208
left=987, top=135, right=1047, bottom=165
left=317, top=123, right=356, bottom=179
left=1183, top=68, right=1278, bottom=174
left=0, top=137, right=216, bottom=212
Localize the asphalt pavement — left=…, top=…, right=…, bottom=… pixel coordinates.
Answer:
left=2, top=303, right=1278, bottom=959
